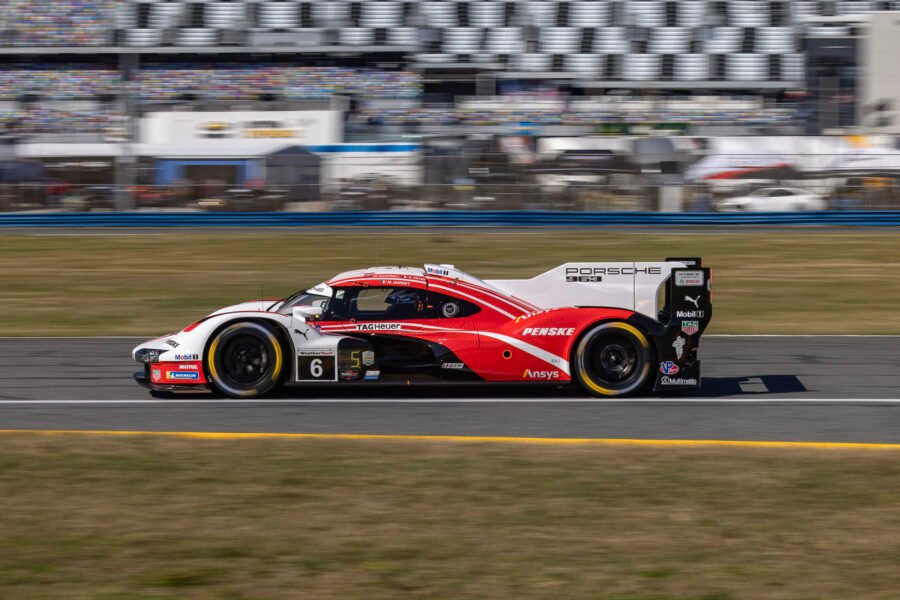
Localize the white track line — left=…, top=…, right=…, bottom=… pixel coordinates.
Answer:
left=0, top=398, right=899, bottom=405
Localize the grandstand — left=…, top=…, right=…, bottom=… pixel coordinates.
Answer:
left=0, top=0, right=893, bottom=207
left=0, top=1, right=890, bottom=85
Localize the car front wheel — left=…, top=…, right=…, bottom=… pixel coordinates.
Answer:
left=572, top=321, right=653, bottom=397
left=206, top=322, right=285, bottom=398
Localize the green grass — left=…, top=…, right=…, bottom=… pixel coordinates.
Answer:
left=1, top=229, right=899, bottom=335
left=2, top=433, right=900, bottom=599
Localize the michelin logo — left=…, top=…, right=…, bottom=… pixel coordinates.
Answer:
left=168, top=371, right=199, bottom=380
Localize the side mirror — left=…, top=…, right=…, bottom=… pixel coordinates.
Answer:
left=293, top=305, right=323, bottom=322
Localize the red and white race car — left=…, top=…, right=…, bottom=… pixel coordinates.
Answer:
left=133, top=259, right=711, bottom=398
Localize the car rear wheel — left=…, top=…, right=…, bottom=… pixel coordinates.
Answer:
left=572, top=321, right=652, bottom=397
left=207, top=322, right=285, bottom=398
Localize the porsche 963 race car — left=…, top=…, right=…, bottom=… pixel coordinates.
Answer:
left=133, top=258, right=711, bottom=398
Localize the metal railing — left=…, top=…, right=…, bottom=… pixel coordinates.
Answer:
left=1, top=182, right=898, bottom=214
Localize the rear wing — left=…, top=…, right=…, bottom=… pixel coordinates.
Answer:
left=486, top=258, right=709, bottom=322
left=659, top=257, right=712, bottom=333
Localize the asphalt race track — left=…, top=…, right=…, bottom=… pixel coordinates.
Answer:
left=1, top=336, right=899, bottom=443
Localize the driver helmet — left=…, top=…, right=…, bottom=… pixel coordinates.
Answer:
left=385, top=288, right=420, bottom=305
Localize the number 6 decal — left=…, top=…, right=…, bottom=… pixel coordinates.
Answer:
left=310, top=358, right=323, bottom=378
left=297, top=350, right=336, bottom=381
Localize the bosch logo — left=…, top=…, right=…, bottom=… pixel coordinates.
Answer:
left=659, top=361, right=680, bottom=375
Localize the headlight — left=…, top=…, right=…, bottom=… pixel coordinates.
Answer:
left=135, top=348, right=167, bottom=363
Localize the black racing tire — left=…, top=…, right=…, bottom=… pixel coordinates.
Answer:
left=572, top=321, right=653, bottom=397
left=206, top=322, right=285, bottom=399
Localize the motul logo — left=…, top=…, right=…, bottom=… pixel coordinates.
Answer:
left=523, top=327, right=575, bottom=336
left=523, top=368, right=560, bottom=380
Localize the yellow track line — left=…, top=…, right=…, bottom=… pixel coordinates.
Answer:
left=2, top=429, right=900, bottom=451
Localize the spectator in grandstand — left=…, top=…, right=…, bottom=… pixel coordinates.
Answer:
left=8, top=0, right=117, bottom=47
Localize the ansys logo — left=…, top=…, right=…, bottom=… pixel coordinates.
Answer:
left=523, top=368, right=560, bottom=380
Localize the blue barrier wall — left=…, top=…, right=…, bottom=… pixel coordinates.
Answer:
left=2, top=211, right=900, bottom=227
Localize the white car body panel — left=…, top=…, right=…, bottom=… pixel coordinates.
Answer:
left=132, top=296, right=352, bottom=380
left=487, top=262, right=685, bottom=318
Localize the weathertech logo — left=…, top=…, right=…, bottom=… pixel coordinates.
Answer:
left=523, top=368, right=561, bottom=380
left=523, top=327, right=575, bottom=336
left=356, top=323, right=401, bottom=331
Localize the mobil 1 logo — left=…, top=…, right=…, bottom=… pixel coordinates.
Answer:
left=296, top=350, right=337, bottom=381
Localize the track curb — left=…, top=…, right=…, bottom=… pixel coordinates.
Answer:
left=5, top=429, right=900, bottom=451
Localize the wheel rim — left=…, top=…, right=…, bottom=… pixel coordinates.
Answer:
left=591, top=337, right=638, bottom=383
left=585, top=334, right=640, bottom=386
left=219, top=333, right=270, bottom=388
left=575, top=322, right=651, bottom=396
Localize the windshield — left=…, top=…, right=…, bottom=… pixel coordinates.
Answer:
left=272, top=283, right=332, bottom=314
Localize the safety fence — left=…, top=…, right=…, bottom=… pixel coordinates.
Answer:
left=3, top=210, right=900, bottom=227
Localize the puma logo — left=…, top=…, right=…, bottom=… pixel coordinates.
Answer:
left=685, top=295, right=701, bottom=308
left=294, top=328, right=309, bottom=341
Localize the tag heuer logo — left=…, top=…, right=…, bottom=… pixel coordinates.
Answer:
left=681, top=320, right=699, bottom=335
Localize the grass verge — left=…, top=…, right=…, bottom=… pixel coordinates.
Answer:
left=2, top=229, right=899, bottom=335
left=2, top=432, right=900, bottom=599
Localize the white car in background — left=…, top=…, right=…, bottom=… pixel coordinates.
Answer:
left=716, top=188, right=828, bottom=212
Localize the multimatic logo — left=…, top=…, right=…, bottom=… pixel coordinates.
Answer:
left=356, top=323, right=401, bottom=331
left=660, top=376, right=698, bottom=386
left=565, top=266, right=663, bottom=283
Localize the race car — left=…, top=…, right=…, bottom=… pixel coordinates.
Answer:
left=133, top=258, right=711, bottom=398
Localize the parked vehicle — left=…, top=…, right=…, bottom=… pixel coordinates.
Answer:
left=716, top=187, right=827, bottom=212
